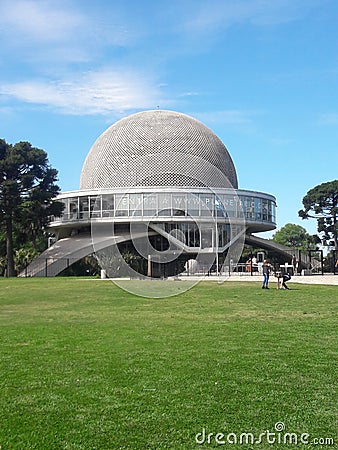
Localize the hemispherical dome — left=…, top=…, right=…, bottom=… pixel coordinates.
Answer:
left=80, top=110, right=238, bottom=189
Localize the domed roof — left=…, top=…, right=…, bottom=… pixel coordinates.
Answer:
left=80, top=110, right=238, bottom=190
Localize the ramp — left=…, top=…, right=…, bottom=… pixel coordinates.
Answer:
left=19, top=232, right=130, bottom=277
left=245, top=234, right=310, bottom=266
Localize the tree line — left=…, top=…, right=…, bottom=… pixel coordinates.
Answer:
left=0, top=140, right=62, bottom=276
left=273, top=180, right=338, bottom=253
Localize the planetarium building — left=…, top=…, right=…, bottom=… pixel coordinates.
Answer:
left=24, top=110, right=277, bottom=280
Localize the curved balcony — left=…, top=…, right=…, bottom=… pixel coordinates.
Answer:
left=50, top=187, right=276, bottom=234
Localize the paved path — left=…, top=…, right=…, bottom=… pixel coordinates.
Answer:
left=280, top=275, right=338, bottom=286
left=179, top=274, right=338, bottom=285
left=98, top=274, right=338, bottom=286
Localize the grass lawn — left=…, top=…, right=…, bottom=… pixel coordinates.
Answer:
left=0, top=278, right=337, bottom=449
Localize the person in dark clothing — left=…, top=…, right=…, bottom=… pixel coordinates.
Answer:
left=276, top=271, right=291, bottom=289
left=262, top=260, right=272, bottom=289
left=281, top=273, right=291, bottom=289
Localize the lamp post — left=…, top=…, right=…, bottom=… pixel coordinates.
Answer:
left=215, top=197, right=219, bottom=278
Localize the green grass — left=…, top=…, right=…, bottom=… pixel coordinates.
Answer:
left=0, top=278, right=337, bottom=449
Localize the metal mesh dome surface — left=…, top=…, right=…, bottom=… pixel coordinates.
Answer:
left=80, top=110, right=238, bottom=189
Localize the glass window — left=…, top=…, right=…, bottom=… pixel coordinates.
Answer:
left=201, top=225, right=213, bottom=248
left=215, top=196, right=226, bottom=217
left=237, top=197, right=244, bottom=218
left=221, top=194, right=236, bottom=217
left=169, top=225, right=187, bottom=245
left=200, top=194, right=214, bottom=217
left=158, top=193, right=172, bottom=216
left=188, top=223, right=200, bottom=248
left=267, top=200, right=273, bottom=222
left=218, top=224, right=229, bottom=248
left=68, top=197, right=78, bottom=220
left=90, top=195, right=101, bottom=218
left=172, top=194, right=186, bottom=216
left=59, top=198, right=68, bottom=220
left=115, top=194, right=129, bottom=217
left=79, top=197, right=89, bottom=219
left=255, top=198, right=262, bottom=221
left=129, top=193, right=143, bottom=216
left=271, top=201, right=276, bottom=223
left=244, top=196, right=255, bottom=220
left=262, top=199, right=269, bottom=221
left=102, top=195, right=114, bottom=217
left=187, top=193, right=200, bottom=217
left=144, top=194, right=157, bottom=216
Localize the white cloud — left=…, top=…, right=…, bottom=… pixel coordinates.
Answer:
left=182, top=0, right=323, bottom=34
left=178, top=92, right=200, bottom=98
left=0, top=0, right=133, bottom=65
left=0, top=70, right=166, bottom=115
left=0, top=106, right=15, bottom=116
left=0, top=0, right=85, bottom=43
left=269, top=137, right=293, bottom=146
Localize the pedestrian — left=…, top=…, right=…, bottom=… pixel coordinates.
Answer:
left=252, top=255, right=258, bottom=272
left=291, top=254, right=299, bottom=275
left=276, top=271, right=291, bottom=289
left=262, top=259, right=271, bottom=289
left=281, top=273, right=291, bottom=289
left=275, top=271, right=283, bottom=289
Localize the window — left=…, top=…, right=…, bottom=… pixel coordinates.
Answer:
left=144, top=194, right=157, bottom=216
left=200, top=194, right=213, bottom=217
left=158, top=193, right=172, bottom=216
left=102, top=195, right=114, bottom=217
left=187, top=193, right=200, bottom=217
left=129, top=193, right=143, bottom=216
left=90, top=195, right=101, bottom=218
left=172, top=194, right=186, bottom=216
left=115, top=194, right=129, bottom=217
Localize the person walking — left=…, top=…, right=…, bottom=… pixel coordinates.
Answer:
left=291, top=254, right=299, bottom=275
left=262, top=259, right=272, bottom=289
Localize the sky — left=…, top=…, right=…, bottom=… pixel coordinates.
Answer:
left=1, top=0, right=337, bottom=239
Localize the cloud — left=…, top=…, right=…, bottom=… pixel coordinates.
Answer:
left=0, top=106, right=15, bottom=116
left=181, top=0, right=324, bottom=34
left=0, top=70, right=166, bottom=116
left=0, top=0, right=85, bottom=43
left=178, top=92, right=200, bottom=98
left=269, top=137, right=293, bottom=146
left=0, top=0, right=133, bottom=65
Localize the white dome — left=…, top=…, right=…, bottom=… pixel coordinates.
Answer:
left=80, top=110, right=238, bottom=189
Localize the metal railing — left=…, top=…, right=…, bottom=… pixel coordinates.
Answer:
left=19, top=257, right=80, bottom=277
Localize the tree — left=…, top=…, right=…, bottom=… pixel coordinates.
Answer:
left=298, top=180, right=338, bottom=249
left=272, top=223, right=318, bottom=251
left=0, top=139, right=63, bottom=276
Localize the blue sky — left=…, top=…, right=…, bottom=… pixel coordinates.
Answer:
left=1, top=0, right=337, bottom=238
